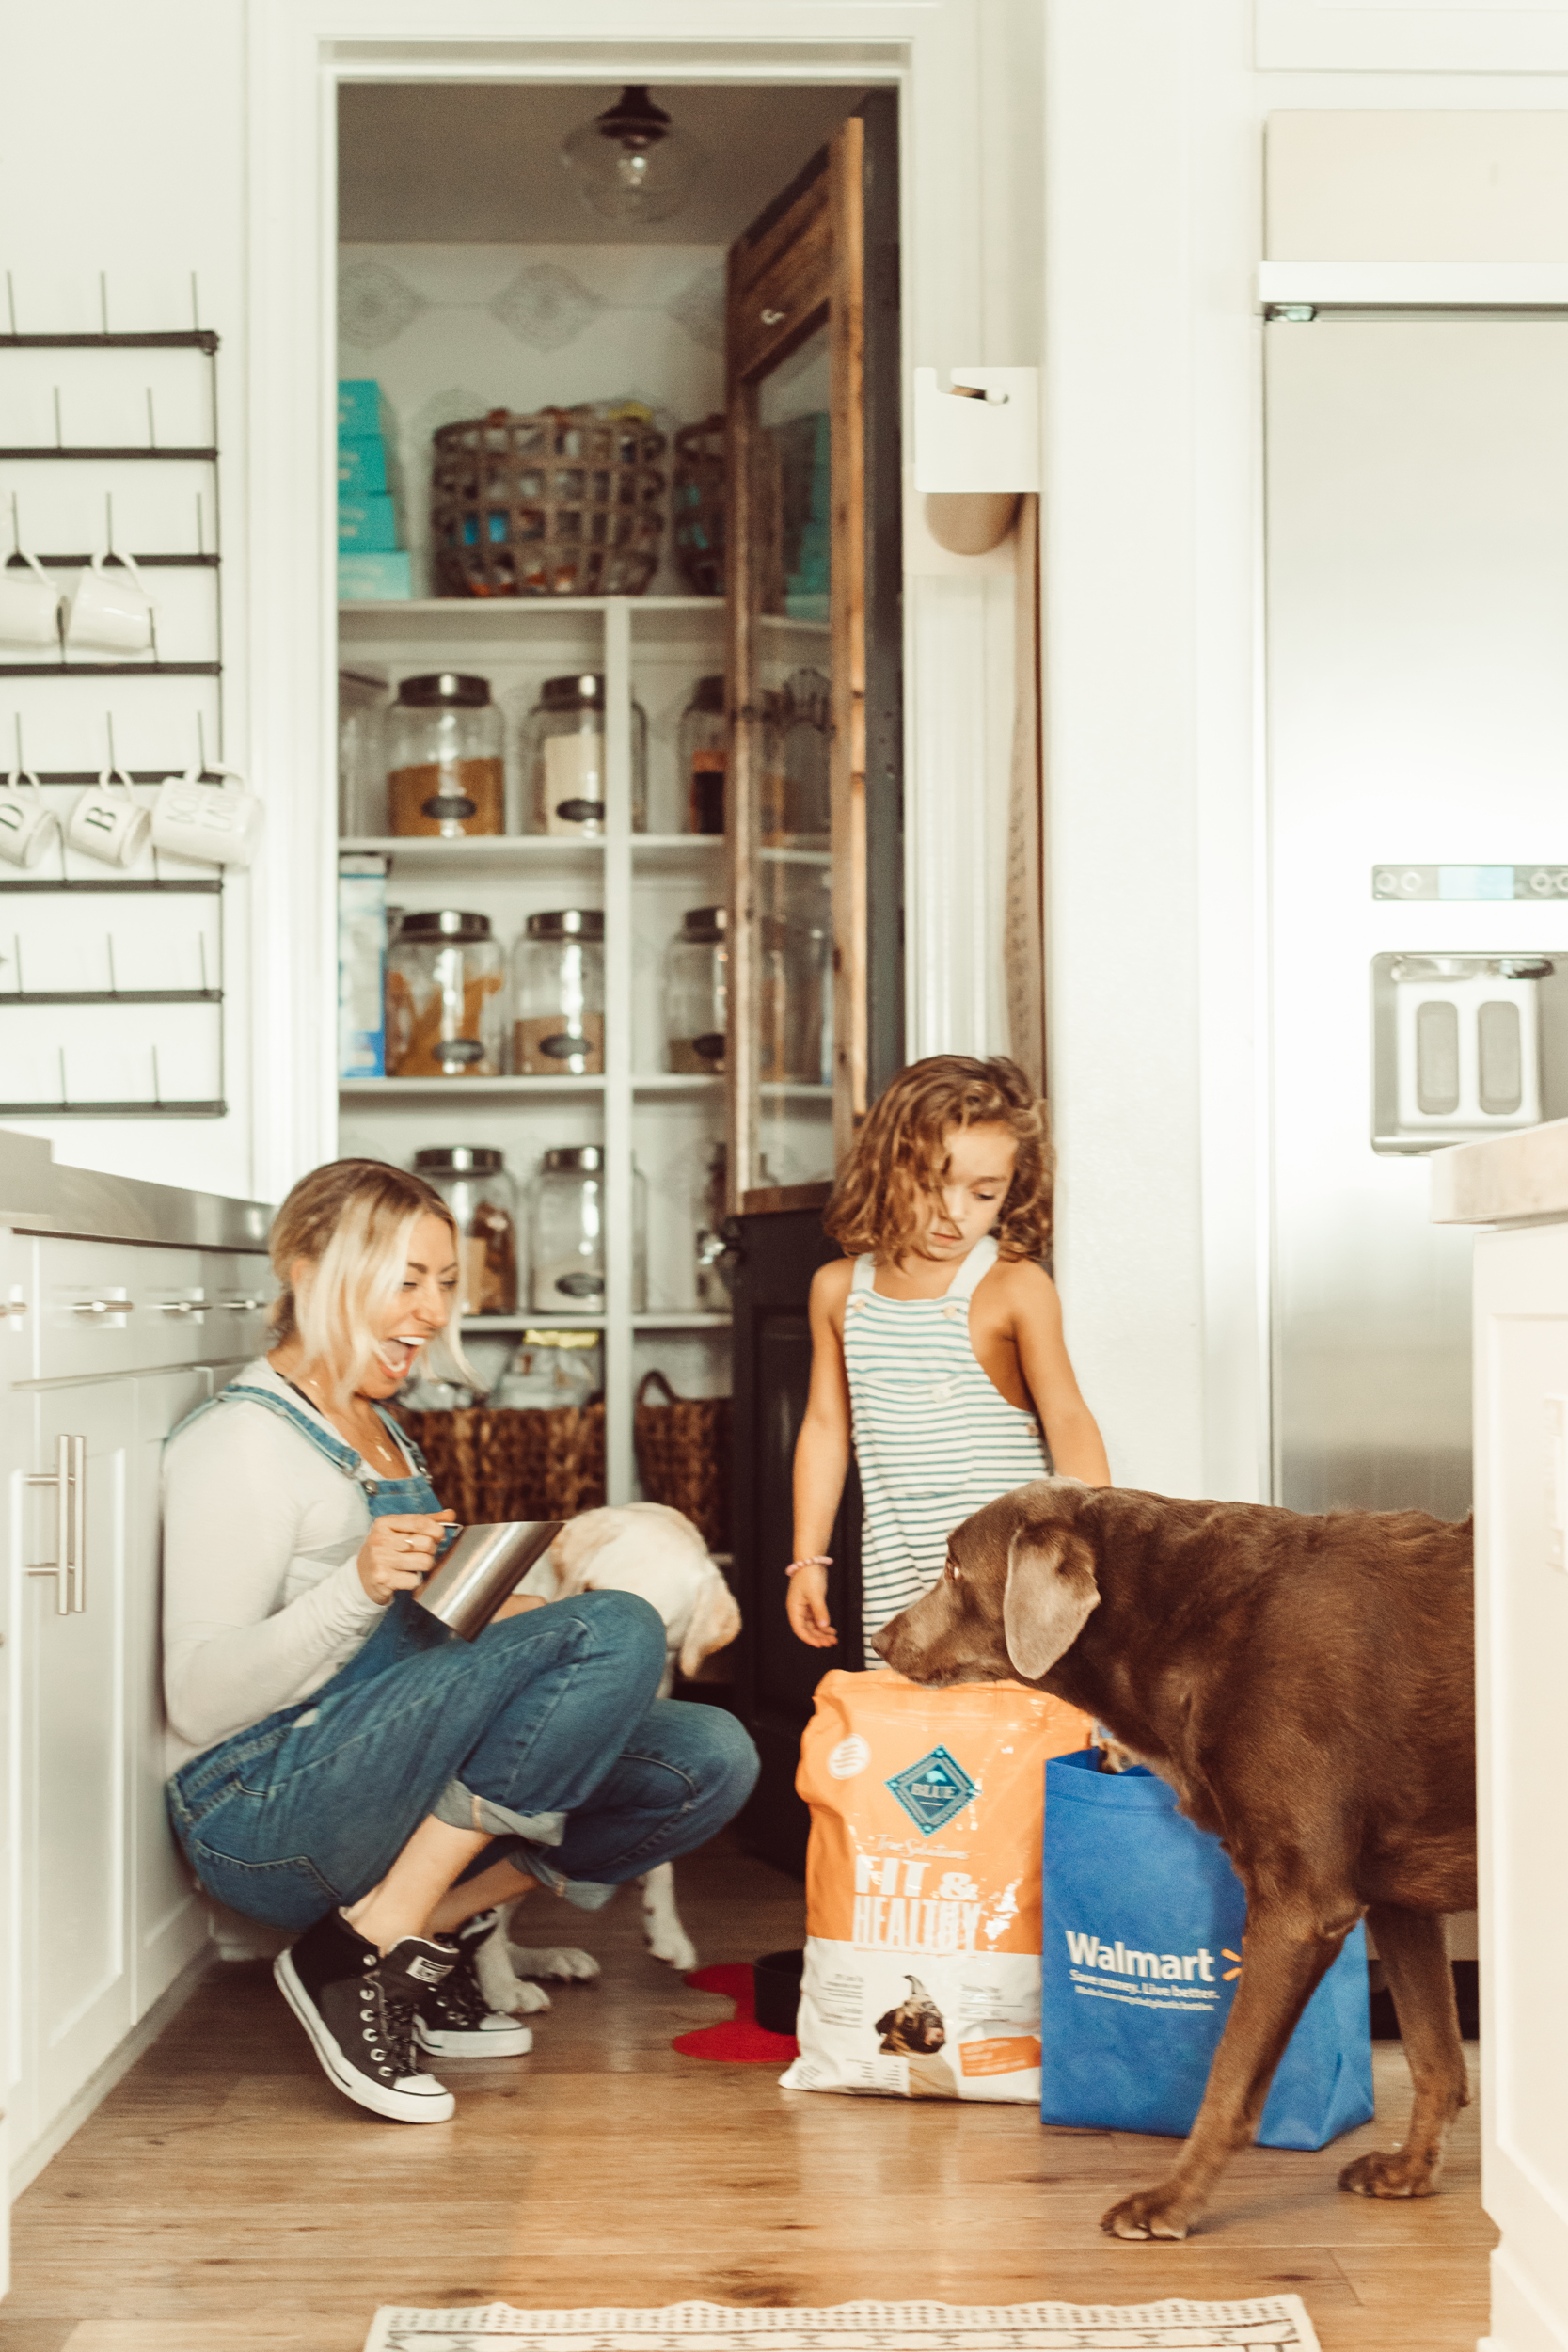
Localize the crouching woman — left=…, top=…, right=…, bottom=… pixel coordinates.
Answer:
left=162, top=1158, right=756, bottom=2125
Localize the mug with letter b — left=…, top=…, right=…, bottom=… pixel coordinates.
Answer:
left=150, top=767, right=262, bottom=868
left=65, top=550, right=155, bottom=657
left=68, top=769, right=150, bottom=867
left=0, top=769, right=59, bottom=869
left=0, top=552, right=64, bottom=650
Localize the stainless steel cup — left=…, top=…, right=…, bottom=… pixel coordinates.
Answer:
left=413, top=1520, right=564, bottom=1642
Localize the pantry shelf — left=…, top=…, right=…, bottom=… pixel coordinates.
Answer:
left=341, top=834, right=603, bottom=870
left=461, top=1311, right=605, bottom=1334
left=341, top=1076, right=606, bottom=1100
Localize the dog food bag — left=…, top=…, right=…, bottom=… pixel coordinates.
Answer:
left=781, top=1669, right=1093, bottom=2103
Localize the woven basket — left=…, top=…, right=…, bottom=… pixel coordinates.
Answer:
left=633, top=1371, right=731, bottom=1552
left=672, top=413, right=725, bottom=596
left=399, top=1404, right=605, bottom=1525
left=430, top=405, right=667, bottom=598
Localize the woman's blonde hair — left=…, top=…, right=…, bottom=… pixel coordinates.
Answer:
left=824, top=1055, right=1053, bottom=1265
left=267, top=1158, right=476, bottom=1404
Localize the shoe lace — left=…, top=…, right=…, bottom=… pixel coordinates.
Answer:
left=421, top=1941, right=487, bottom=2030
left=357, top=1962, right=423, bottom=2080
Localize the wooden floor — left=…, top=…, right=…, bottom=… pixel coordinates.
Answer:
left=7, top=1833, right=1495, bottom=2352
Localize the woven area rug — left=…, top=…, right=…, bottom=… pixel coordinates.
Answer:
left=362, top=2296, right=1321, bottom=2352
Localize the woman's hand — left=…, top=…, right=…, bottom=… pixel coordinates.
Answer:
left=356, top=1510, right=458, bottom=1605
left=786, top=1564, right=837, bottom=1649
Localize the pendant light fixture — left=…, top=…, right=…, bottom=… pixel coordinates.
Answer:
left=560, top=86, right=706, bottom=225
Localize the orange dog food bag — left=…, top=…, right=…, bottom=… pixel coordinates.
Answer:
left=780, top=1669, right=1093, bottom=2103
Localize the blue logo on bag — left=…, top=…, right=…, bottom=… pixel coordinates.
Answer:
left=885, top=1745, right=976, bottom=1835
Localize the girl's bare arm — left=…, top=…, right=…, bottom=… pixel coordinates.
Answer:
left=787, top=1260, right=854, bottom=1646
left=1008, top=1262, right=1111, bottom=1485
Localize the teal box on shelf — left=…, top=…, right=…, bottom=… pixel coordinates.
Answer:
left=338, top=852, right=388, bottom=1079
left=338, top=378, right=394, bottom=439
left=339, top=493, right=402, bottom=551
left=338, top=436, right=392, bottom=497
left=339, top=550, right=414, bottom=601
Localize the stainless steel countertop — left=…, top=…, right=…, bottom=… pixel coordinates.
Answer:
left=0, top=1128, right=271, bottom=1253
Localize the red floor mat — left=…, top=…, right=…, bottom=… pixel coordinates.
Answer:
left=672, top=1963, right=800, bottom=2063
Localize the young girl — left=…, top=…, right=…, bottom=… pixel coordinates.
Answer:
left=786, top=1055, right=1109, bottom=1664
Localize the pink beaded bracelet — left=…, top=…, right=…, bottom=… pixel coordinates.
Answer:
left=785, top=1554, right=832, bottom=1577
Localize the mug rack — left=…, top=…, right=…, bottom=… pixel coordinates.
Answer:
left=0, top=317, right=228, bottom=1119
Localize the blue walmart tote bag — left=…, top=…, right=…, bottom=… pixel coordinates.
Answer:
left=1039, top=1749, right=1374, bottom=2148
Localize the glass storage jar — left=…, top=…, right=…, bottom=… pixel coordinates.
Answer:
left=339, top=665, right=388, bottom=835
left=413, top=1145, right=518, bottom=1317
left=520, top=674, right=648, bottom=836
left=663, top=906, right=728, bottom=1075
left=530, top=1147, right=647, bottom=1313
left=758, top=913, right=832, bottom=1085
left=388, top=673, right=505, bottom=839
left=678, top=675, right=726, bottom=834
left=386, top=909, right=506, bottom=1077
left=513, top=908, right=605, bottom=1076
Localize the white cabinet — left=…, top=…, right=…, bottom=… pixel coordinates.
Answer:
left=3, top=1226, right=268, bottom=2196
left=17, top=1378, right=135, bottom=2153
left=1471, top=1217, right=1568, bottom=2352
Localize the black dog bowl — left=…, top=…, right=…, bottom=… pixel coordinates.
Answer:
left=753, top=1947, right=804, bottom=2035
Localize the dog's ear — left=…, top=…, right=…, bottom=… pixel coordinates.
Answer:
left=1001, top=1514, right=1100, bottom=1680
left=546, top=1507, right=615, bottom=1597
left=678, top=1567, right=742, bottom=1679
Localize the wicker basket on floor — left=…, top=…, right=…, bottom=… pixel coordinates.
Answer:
left=672, top=413, right=725, bottom=596
left=633, top=1371, right=731, bottom=1552
left=399, top=1404, right=605, bottom=1525
left=430, top=405, right=667, bottom=598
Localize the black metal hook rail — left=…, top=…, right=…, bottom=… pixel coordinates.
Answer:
left=0, top=877, right=222, bottom=894
left=0, top=1097, right=227, bottom=1117
left=19, top=552, right=220, bottom=570
left=0, top=660, right=220, bottom=676
left=0, top=988, right=222, bottom=1006
left=0, top=446, right=218, bottom=463
left=24, top=771, right=228, bottom=787
left=0, top=332, right=219, bottom=353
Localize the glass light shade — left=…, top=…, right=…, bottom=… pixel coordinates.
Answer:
left=561, top=86, right=706, bottom=225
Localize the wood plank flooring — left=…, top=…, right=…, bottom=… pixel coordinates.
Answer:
left=7, top=1833, right=1495, bottom=2352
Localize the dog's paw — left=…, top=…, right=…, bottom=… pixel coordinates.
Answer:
left=1338, top=2144, right=1441, bottom=2200
left=1100, top=2186, right=1194, bottom=2242
left=645, top=1925, right=699, bottom=1972
left=508, top=1944, right=600, bottom=1983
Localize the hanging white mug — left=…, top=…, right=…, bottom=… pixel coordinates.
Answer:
left=67, top=769, right=150, bottom=867
left=0, top=551, right=64, bottom=650
left=150, top=766, right=262, bottom=869
left=65, top=550, right=155, bottom=656
left=0, top=768, right=59, bottom=869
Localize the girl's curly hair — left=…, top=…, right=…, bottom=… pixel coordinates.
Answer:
left=824, top=1055, right=1053, bottom=1265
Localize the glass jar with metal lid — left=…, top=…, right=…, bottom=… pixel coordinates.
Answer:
left=678, top=675, right=726, bottom=834
left=531, top=1146, right=647, bottom=1312
left=663, top=906, right=728, bottom=1075
left=413, top=1145, right=518, bottom=1317
left=387, top=672, right=505, bottom=838
left=520, top=674, right=648, bottom=836
left=513, top=908, right=605, bottom=1076
left=386, top=909, right=506, bottom=1077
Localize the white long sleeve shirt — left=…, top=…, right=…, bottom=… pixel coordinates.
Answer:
left=162, top=1359, right=392, bottom=1772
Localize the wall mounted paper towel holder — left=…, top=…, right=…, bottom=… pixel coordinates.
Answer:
left=913, top=366, right=1038, bottom=555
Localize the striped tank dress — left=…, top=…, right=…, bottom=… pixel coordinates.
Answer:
left=843, top=1232, right=1053, bottom=1666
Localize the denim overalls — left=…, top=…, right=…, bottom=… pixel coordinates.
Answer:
left=164, top=1376, right=757, bottom=1931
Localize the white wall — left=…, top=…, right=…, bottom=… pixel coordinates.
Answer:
left=0, top=1, right=257, bottom=1203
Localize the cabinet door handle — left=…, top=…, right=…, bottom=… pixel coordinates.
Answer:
left=0, top=1299, right=26, bottom=1317
left=72, top=1298, right=134, bottom=1319
left=27, top=1434, right=87, bottom=1615
left=218, top=1295, right=266, bottom=1312
left=158, top=1299, right=204, bottom=1318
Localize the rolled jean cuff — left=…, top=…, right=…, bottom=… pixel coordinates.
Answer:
left=434, top=1778, right=566, bottom=1843
left=508, top=1845, right=619, bottom=1912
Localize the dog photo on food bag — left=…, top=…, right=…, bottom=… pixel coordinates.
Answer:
left=875, top=1475, right=1477, bottom=2242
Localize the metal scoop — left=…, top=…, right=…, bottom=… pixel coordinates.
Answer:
left=413, top=1519, right=564, bottom=1642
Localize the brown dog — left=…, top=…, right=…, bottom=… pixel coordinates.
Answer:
left=876, top=1974, right=948, bottom=2056
left=874, top=1477, right=1476, bottom=2242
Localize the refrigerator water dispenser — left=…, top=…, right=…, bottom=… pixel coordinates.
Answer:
left=1372, top=953, right=1568, bottom=1152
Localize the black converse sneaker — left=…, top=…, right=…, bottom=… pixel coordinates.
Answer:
left=414, top=1908, right=534, bottom=2058
left=274, top=1911, right=457, bottom=2123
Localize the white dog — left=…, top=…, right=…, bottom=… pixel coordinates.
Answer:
left=473, top=1503, right=742, bottom=2018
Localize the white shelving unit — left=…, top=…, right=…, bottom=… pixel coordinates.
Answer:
left=336, top=594, right=731, bottom=1502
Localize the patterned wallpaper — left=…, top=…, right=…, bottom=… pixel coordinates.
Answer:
left=338, top=244, right=728, bottom=594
